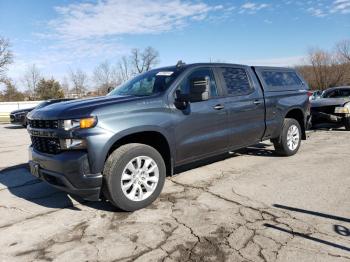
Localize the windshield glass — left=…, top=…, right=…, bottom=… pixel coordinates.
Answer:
left=109, top=67, right=184, bottom=97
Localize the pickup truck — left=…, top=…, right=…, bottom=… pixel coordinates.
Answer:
left=27, top=63, right=310, bottom=211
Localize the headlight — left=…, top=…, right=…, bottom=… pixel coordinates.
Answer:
left=63, top=117, right=97, bottom=130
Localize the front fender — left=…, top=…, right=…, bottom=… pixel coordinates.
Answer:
left=89, top=125, right=174, bottom=174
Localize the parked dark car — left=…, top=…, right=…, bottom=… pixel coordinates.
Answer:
left=310, top=86, right=350, bottom=130
left=10, top=99, right=74, bottom=127
left=27, top=63, right=310, bottom=211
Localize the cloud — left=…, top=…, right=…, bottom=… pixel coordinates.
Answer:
left=304, top=0, right=350, bottom=17
left=22, top=0, right=225, bottom=77
left=49, top=0, right=222, bottom=40
left=331, top=0, right=350, bottom=14
left=307, top=7, right=327, bottom=17
left=239, top=2, right=269, bottom=14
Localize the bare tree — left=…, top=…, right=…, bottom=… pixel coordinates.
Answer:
left=115, top=47, right=160, bottom=83
left=93, top=61, right=120, bottom=95
left=61, top=77, right=70, bottom=97
left=22, top=64, right=41, bottom=100
left=303, top=48, right=347, bottom=90
left=0, top=37, right=13, bottom=80
left=118, top=56, right=132, bottom=82
left=336, top=39, right=350, bottom=63
left=69, top=69, right=88, bottom=98
left=131, top=47, right=159, bottom=74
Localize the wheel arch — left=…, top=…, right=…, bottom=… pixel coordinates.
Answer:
left=103, top=128, right=173, bottom=177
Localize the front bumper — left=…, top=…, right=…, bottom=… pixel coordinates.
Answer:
left=29, top=146, right=103, bottom=201
left=312, top=112, right=345, bottom=123
left=311, top=111, right=349, bottom=124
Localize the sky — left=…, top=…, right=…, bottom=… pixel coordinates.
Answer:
left=0, top=0, right=350, bottom=89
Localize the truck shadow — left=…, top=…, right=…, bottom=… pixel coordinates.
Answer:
left=237, top=143, right=276, bottom=158
left=0, top=164, right=119, bottom=212
left=175, top=153, right=239, bottom=174
left=4, top=125, right=25, bottom=129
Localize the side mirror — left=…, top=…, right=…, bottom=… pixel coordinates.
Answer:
left=174, top=90, right=189, bottom=110
left=189, top=76, right=210, bottom=102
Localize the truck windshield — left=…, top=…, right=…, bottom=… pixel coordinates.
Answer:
left=109, top=67, right=183, bottom=97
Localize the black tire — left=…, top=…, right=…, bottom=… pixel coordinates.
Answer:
left=344, top=117, right=350, bottom=131
left=103, top=143, right=166, bottom=211
left=272, top=118, right=301, bottom=156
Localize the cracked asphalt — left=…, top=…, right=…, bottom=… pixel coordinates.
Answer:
left=0, top=124, right=350, bottom=262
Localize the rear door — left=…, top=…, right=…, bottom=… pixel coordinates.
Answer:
left=215, top=66, right=266, bottom=149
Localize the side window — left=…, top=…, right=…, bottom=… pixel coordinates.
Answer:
left=177, top=68, right=218, bottom=99
left=261, top=71, right=302, bottom=88
left=219, top=67, right=254, bottom=96
left=339, top=89, right=350, bottom=98
left=324, top=90, right=336, bottom=98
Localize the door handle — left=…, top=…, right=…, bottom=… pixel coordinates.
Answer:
left=253, top=100, right=262, bottom=105
left=213, top=104, right=225, bottom=110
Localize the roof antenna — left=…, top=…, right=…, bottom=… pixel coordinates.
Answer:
left=176, top=60, right=186, bottom=67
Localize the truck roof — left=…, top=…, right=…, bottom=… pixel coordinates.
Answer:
left=156, top=63, right=295, bottom=72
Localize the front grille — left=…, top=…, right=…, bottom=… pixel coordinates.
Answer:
left=29, top=119, right=60, bottom=129
left=31, top=136, right=61, bottom=154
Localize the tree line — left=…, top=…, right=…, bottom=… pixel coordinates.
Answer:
left=0, top=36, right=159, bottom=101
left=1, top=35, right=350, bottom=102
left=297, top=39, right=350, bottom=90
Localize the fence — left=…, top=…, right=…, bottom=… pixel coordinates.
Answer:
left=0, top=101, right=42, bottom=122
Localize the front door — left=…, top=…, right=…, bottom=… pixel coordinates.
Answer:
left=172, top=67, right=230, bottom=165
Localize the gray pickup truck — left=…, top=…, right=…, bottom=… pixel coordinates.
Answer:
left=27, top=63, right=310, bottom=211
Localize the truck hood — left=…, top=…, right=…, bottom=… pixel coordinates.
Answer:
left=28, top=95, right=146, bottom=120
left=311, top=98, right=350, bottom=108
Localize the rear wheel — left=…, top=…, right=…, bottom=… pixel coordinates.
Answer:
left=103, top=143, right=166, bottom=211
left=272, top=118, right=301, bottom=156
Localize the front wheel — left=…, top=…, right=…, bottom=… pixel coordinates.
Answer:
left=103, top=143, right=166, bottom=211
left=272, top=118, right=301, bottom=156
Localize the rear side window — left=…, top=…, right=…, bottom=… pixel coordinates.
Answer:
left=218, top=67, right=254, bottom=96
left=338, top=89, right=350, bottom=97
left=261, top=71, right=302, bottom=88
